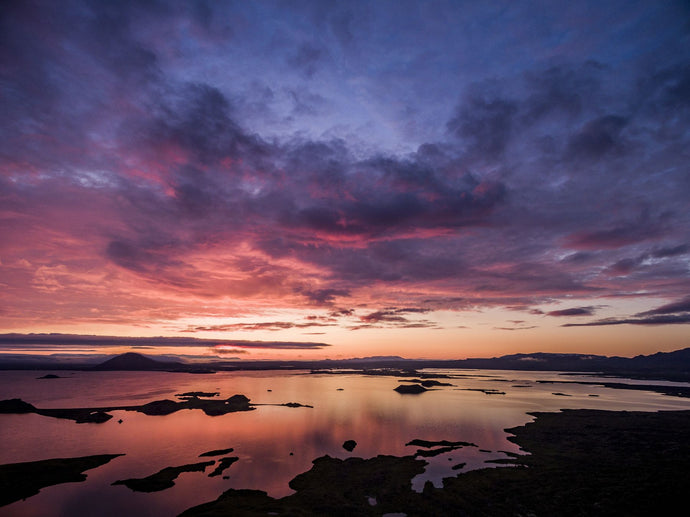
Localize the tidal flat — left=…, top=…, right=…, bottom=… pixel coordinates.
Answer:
left=1, top=369, right=690, bottom=516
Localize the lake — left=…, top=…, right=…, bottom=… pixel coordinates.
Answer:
left=2, top=369, right=690, bottom=516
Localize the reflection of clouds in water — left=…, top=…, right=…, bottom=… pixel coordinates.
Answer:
left=2, top=369, right=690, bottom=515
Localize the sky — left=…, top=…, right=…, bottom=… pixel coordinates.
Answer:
left=1, top=0, right=689, bottom=361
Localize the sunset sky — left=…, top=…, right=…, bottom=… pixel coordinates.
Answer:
left=1, top=0, right=689, bottom=361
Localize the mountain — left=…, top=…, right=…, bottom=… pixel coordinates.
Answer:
left=91, top=352, right=182, bottom=371
left=2, top=348, right=689, bottom=381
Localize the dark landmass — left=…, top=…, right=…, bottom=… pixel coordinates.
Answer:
left=91, top=352, right=183, bottom=371
left=0, top=394, right=257, bottom=423
left=459, top=388, right=506, bottom=395
left=404, top=438, right=477, bottom=459
left=280, top=402, right=314, bottom=408
left=413, top=446, right=468, bottom=458
left=179, top=454, right=427, bottom=517
left=394, top=384, right=428, bottom=394
left=36, top=374, right=61, bottom=379
left=0, top=399, right=114, bottom=423
left=537, top=379, right=690, bottom=398
left=0, top=393, right=311, bottom=425
left=199, top=448, right=234, bottom=458
left=4, top=347, right=690, bottom=382
left=0, top=454, right=123, bottom=507
left=401, top=378, right=454, bottom=387
left=552, top=392, right=571, bottom=396
left=180, top=409, right=690, bottom=516
left=342, top=440, right=357, bottom=452
left=139, top=394, right=254, bottom=416
left=113, top=461, right=215, bottom=492
left=177, top=392, right=219, bottom=398
left=312, top=367, right=419, bottom=377
left=208, top=457, right=239, bottom=478
left=405, top=439, right=476, bottom=448
left=451, top=462, right=466, bottom=470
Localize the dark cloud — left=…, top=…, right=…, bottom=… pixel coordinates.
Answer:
left=606, top=257, right=644, bottom=276
left=1, top=1, right=689, bottom=334
left=184, top=321, right=336, bottom=332
left=288, top=42, right=326, bottom=77
left=0, top=333, right=330, bottom=349
left=565, top=115, right=627, bottom=161
left=637, top=297, right=690, bottom=316
left=447, top=89, right=517, bottom=159
left=563, top=296, right=690, bottom=327
left=563, top=314, right=690, bottom=327
left=651, top=244, right=688, bottom=258
left=144, top=82, right=264, bottom=164
left=351, top=307, right=439, bottom=330
left=564, top=214, right=665, bottom=250
left=547, top=307, right=597, bottom=317
left=212, top=347, right=249, bottom=355
left=298, top=288, right=350, bottom=305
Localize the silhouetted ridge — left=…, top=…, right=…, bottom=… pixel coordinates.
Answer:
left=91, top=352, right=181, bottom=371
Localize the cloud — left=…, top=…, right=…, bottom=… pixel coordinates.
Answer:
left=563, top=314, right=690, bottom=327
left=210, top=347, right=249, bottom=355
left=0, top=333, right=330, bottom=350
left=562, top=297, right=690, bottom=327
left=288, top=42, right=326, bottom=77
left=1, top=1, right=689, bottom=333
left=349, top=307, right=439, bottom=330
left=183, top=321, right=336, bottom=332
left=547, top=306, right=597, bottom=317
left=564, top=214, right=666, bottom=250
left=637, top=297, right=690, bottom=316
left=565, top=115, right=628, bottom=161
left=494, top=326, right=538, bottom=331
left=447, top=88, right=517, bottom=159
left=297, top=288, right=350, bottom=305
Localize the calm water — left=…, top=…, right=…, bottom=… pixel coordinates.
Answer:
left=2, top=369, right=690, bottom=516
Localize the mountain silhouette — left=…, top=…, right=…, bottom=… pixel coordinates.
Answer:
left=91, top=352, right=182, bottom=371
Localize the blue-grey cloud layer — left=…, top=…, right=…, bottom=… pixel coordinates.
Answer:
left=1, top=0, right=689, bottom=329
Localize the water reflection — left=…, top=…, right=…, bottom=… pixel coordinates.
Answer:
left=1, top=369, right=689, bottom=516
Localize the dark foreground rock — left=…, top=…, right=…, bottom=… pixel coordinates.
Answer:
left=180, top=454, right=426, bottom=517
left=112, top=461, right=215, bottom=492
left=0, top=454, right=123, bottom=507
left=342, top=440, right=357, bottom=452
left=180, top=409, right=690, bottom=516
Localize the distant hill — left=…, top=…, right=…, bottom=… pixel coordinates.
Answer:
left=91, top=352, right=182, bottom=371
left=2, top=348, right=689, bottom=381
left=451, top=348, right=690, bottom=380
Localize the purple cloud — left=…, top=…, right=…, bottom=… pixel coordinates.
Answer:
left=1, top=0, right=689, bottom=338
left=547, top=307, right=597, bottom=317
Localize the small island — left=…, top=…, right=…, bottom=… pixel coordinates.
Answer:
left=112, top=461, right=215, bottom=492
left=394, top=384, right=427, bottom=394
